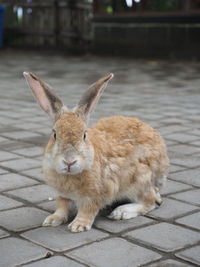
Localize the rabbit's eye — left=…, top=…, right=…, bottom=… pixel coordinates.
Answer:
left=52, top=130, right=56, bottom=140
left=83, top=131, right=87, bottom=140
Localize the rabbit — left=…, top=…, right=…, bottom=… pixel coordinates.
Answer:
left=23, top=71, right=169, bottom=232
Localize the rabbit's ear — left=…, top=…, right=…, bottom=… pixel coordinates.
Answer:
left=23, top=72, right=67, bottom=121
left=74, top=73, right=114, bottom=122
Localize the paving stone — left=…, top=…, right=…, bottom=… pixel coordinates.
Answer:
left=6, top=184, right=57, bottom=203
left=148, top=259, right=191, bottom=267
left=34, top=156, right=43, bottom=161
left=0, top=151, right=20, bottom=162
left=0, top=168, right=8, bottom=175
left=67, top=237, right=161, bottom=267
left=34, top=128, right=51, bottom=136
left=176, top=245, right=200, bottom=266
left=161, top=180, right=192, bottom=195
left=0, top=207, right=49, bottom=231
left=24, top=256, right=84, bottom=267
left=0, top=173, right=38, bottom=191
left=1, top=130, right=42, bottom=140
left=94, top=215, right=154, bottom=233
left=17, top=122, right=43, bottom=131
left=176, top=211, right=200, bottom=230
left=148, top=198, right=197, bottom=219
left=21, top=167, right=43, bottom=181
left=0, top=229, right=9, bottom=239
left=123, top=222, right=200, bottom=252
left=165, top=140, right=178, bottom=146
left=0, top=140, right=32, bottom=151
left=168, top=144, right=200, bottom=155
left=25, top=135, right=48, bottom=146
left=170, top=189, right=200, bottom=206
left=0, top=136, right=10, bottom=143
left=170, top=168, right=200, bottom=187
left=0, top=195, right=23, bottom=210
left=22, top=226, right=109, bottom=252
left=187, top=129, right=200, bottom=137
left=0, top=237, right=48, bottom=266
left=0, top=158, right=40, bottom=171
left=166, top=133, right=199, bottom=143
left=13, top=146, right=43, bottom=157
left=38, top=201, right=56, bottom=213
left=158, top=125, right=190, bottom=135
left=169, top=164, right=186, bottom=173
left=171, top=156, right=200, bottom=168
left=190, top=140, right=200, bottom=146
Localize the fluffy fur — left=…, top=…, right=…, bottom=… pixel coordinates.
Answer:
left=24, top=72, right=169, bottom=232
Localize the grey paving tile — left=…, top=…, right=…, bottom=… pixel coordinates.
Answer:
left=0, top=229, right=9, bottom=239
left=24, top=256, right=84, bottom=267
left=0, top=158, right=40, bottom=171
left=190, top=140, right=200, bottom=146
left=169, top=168, right=200, bottom=187
left=6, top=184, right=57, bottom=203
left=67, top=237, right=161, bottom=267
left=38, top=201, right=56, bottom=213
left=0, top=195, right=23, bottom=210
left=21, top=167, right=43, bottom=181
left=0, top=237, right=48, bottom=267
left=171, top=156, right=200, bottom=168
left=17, top=122, right=43, bottom=131
left=170, top=189, right=200, bottom=206
left=148, top=198, right=197, bottom=219
left=0, top=168, right=8, bottom=175
left=13, top=146, right=43, bottom=157
left=22, top=226, right=109, bottom=252
left=0, top=136, right=10, bottom=143
left=166, top=133, right=199, bottom=143
left=176, top=245, right=200, bottom=266
left=34, top=128, right=51, bottom=136
left=0, top=151, right=20, bottom=162
left=148, top=259, right=191, bottom=267
left=158, top=125, right=190, bottom=136
left=161, top=180, right=192, bottom=195
left=94, top=215, right=154, bottom=233
left=123, top=222, right=200, bottom=252
left=176, top=211, right=200, bottom=230
left=1, top=130, right=42, bottom=140
left=0, top=173, right=38, bottom=191
left=169, top=164, right=186, bottom=173
left=168, top=144, right=200, bottom=155
left=0, top=141, right=32, bottom=151
left=0, top=207, right=49, bottom=231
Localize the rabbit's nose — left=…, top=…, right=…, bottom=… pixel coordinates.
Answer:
left=63, top=160, right=77, bottom=167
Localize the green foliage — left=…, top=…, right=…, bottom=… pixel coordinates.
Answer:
left=150, top=0, right=178, bottom=12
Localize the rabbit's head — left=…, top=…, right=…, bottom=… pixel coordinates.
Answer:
left=23, top=72, right=113, bottom=175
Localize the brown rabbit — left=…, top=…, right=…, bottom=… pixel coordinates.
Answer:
left=23, top=72, right=169, bottom=232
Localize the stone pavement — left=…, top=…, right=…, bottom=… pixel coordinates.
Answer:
left=0, top=50, right=199, bottom=267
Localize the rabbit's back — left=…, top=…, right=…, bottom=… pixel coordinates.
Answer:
left=91, top=116, right=166, bottom=154
left=90, top=116, right=169, bottom=190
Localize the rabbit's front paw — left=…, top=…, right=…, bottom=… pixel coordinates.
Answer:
left=68, top=218, right=92, bottom=232
left=43, top=214, right=67, bottom=227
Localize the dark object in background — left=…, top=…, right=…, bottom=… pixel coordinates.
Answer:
left=0, top=5, right=4, bottom=48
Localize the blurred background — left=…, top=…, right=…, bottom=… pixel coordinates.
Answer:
left=0, top=0, right=200, bottom=58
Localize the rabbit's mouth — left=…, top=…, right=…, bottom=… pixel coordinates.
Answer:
left=58, top=164, right=84, bottom=175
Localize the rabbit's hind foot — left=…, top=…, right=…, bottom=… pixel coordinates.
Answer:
left=107, top=202, right=155, bottom=220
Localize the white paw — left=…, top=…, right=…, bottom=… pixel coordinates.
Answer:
left=68, top=219, right=92, bottom=232
left=108, top=204, right=141, bottom=220
left=42, top=214, right=67, bottom=227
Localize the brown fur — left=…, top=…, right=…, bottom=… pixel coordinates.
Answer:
left=24, top=72, right=169, bottom=232
left=43, top=114, right=169, bottom=231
